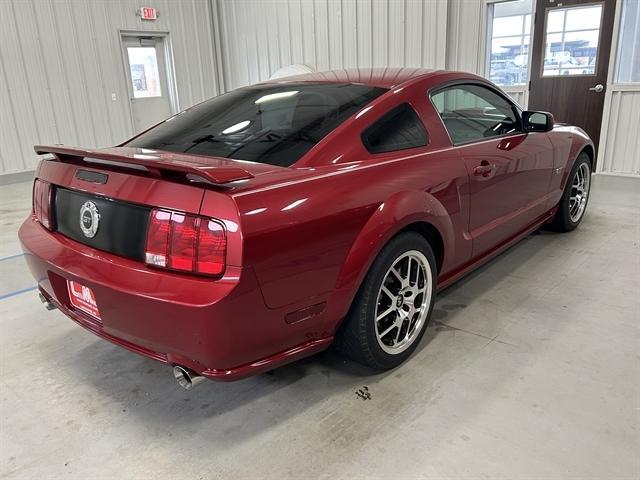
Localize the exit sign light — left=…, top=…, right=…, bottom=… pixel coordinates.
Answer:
left=139, top=7, right=158, bottom=20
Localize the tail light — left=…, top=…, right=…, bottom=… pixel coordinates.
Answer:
left=145, top=208, right=226, bottom=276
left=33, top=179, right=53, bottom=230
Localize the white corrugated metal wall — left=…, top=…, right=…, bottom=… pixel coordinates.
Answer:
left=217, top=0, right=449, bottom=90
left=445, top=0, right=485, bottom=74
left=0, top=0, right=221, bottom=176
left=599, top=88, right=640, bottom=175
left=1, top=0, right=637, bottom=177
left=597, top=0, right=640, bottom=175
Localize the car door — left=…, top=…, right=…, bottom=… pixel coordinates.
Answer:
left=431, top=82, right=555, bottom=258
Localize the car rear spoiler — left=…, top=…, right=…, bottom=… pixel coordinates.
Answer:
left=34, top=145, right=255, bottom=185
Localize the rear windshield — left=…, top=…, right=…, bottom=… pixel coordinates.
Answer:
left=127, top=83, right=386, bottom=167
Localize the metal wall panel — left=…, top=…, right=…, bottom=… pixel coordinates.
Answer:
left=445, top=0, right=485, bottom=74
left=599, top=89, right=640, bottom=175
left=0, top=0, right=220, bottom=175
left=446, top=0, right=529, bottom=110
left=6, top=0, right=633, bottom=177
left=218, top=0, right=449, bottom=90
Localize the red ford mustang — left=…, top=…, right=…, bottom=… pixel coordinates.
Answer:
left=19, top=69, right=594, bottom=388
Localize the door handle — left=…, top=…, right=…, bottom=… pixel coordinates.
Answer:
left=473, top=161, right=495, bottom=178
left=589, top=84, right=604, bottom=93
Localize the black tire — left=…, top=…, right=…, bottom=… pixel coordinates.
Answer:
left=547, top=152, right=592, bottom=232
left=334, top=232, right=437, bottom=371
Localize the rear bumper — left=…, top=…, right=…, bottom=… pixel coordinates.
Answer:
left=19, top=217, right=331, bottom=381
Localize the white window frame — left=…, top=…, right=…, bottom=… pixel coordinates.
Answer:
left=484, top=0, right=535, bottom=109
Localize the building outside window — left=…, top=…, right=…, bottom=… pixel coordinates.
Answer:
left=488, top=0, right=533, bottom=86
left=541, top=4, right=602, bottom=77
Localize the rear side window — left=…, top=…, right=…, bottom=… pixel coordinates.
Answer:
left=361, top=103, right=428, bottom=154
left=431, top=84, right=521, bottom=145
left=127, top=83, right=386, bottom=167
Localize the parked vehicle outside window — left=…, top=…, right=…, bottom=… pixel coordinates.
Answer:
left=488, top=1, right=533, bottom=86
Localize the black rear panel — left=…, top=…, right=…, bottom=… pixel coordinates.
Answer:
left=55, top=188, right=150, bottom=261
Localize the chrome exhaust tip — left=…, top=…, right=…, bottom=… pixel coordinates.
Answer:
left=173, top=365, right=205, bottom=390
left=39, top=292, right=56, bottom=311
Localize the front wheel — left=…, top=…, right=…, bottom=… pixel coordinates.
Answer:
left=334, top=232, right=437, bottom=370
left=547, top=153, right=592, bottom=232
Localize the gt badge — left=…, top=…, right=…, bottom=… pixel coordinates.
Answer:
left=79, top=201, right=100, bottom=238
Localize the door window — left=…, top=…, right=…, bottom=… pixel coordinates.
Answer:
left=542, top=4, right=603, bottom=77
left=361, top=103, right=428, bottom=154
left=127, top=47, right=162, bottom=98
left=431, top=84, right=521, bottom=145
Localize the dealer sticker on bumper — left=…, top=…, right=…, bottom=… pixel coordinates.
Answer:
left=67, top=280, right=101, bottom=320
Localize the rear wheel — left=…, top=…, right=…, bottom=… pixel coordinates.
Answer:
left=334, top=232, right=437, bottom=370
left=547, top=153, right=592, bottom=232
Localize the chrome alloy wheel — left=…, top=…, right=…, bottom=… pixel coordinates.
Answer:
left=569, top=162, right=591, bottom=223
left=374, top=250, right=433, bottom=355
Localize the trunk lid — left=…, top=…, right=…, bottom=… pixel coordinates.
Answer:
left=33, top=145, right=273, bottom=267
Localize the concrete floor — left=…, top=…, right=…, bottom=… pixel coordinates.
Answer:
left=0, top=174, right=638, bottom=480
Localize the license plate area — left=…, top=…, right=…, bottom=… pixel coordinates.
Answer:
left=67, top=280, right=101, bottom=321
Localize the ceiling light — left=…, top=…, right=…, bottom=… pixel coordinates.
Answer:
left=254, top=91, right=299, bottom=104
left=222, top=120, right=251, bottom=134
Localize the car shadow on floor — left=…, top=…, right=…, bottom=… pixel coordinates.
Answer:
left=58, top=334, right=390, bottom=445
left=56, top=226, right=578, bottom=443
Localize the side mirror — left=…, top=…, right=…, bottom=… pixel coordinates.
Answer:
left=522, top=111, right=554, bottom=132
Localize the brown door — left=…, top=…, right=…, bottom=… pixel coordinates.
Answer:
left=528, top=0, right=616, bottom=153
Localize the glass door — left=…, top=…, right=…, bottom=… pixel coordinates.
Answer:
left=122, top=35, right=174, bottom=133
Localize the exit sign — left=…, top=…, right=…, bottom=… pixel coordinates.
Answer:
left=139, top=7, right=157, bottom=20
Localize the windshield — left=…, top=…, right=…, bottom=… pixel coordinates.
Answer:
left=127, top=83, right=386, bottom=167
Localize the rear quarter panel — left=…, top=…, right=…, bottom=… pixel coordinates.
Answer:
left=230, top=147, right=470, bottom=337
left=219, top=75, right=474, bottom=338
